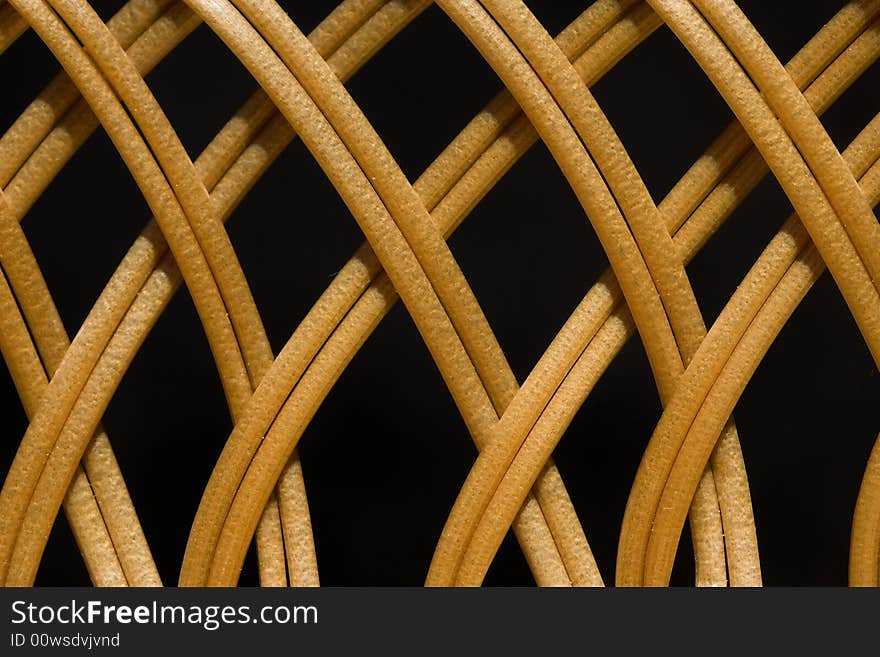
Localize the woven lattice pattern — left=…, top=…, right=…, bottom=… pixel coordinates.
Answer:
left=1, top=0, right=880, bottom=587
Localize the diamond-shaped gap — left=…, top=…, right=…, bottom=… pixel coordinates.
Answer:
left=275, top=0, right=347, bottom=38
left=687, top=175, right=795, bottom=327
left=87, top=0, right=127, bottom=22
left=20, top=132, right=155, bottom=338
left=524, top=0, right=605, bottom=39
left=688, top=55, right=880, bottom=330
left=548, top=332, right=700, bottom=586
left=0, top=333, right=87, bottom=585
left=100, top=278, right=246, bottom=584
left=483, top=531, right=538, bottom=586
left=223, top=136, right=365, bottom=355
left=488, top=345, right=690, bottom=584
left=0, top=346, right=27, bottom=486
left=0, top=20, right=59, bottom=135
left=33, top=516, right=92, bottom=586
left=589, top=20, right=735, bottom=203
left=296, top=302, right=482, bottom=585
left=820, top=57, right=880, bottom=154
left=737, top=0, right=850, bottom=67
left=7, top=0, right=174, bottom=339
left=736, top=0, right=880, bottom=165
left=733, top=273, right=880, bottom=585
left=325, top=3, right=505, bottom=182
left=0, top=315, right=89, bottom=584
left=146, top=21, right=258, bottom=159
left=447, top=140, right=609, bottom=383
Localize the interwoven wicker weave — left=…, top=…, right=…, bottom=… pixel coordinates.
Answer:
left=1, top=0, right=880, bottom=587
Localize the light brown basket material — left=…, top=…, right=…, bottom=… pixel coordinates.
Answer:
left=0, top=0, right=878, bottom=587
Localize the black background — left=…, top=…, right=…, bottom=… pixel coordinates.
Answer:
left=1, top=0, right=879, bottom=586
